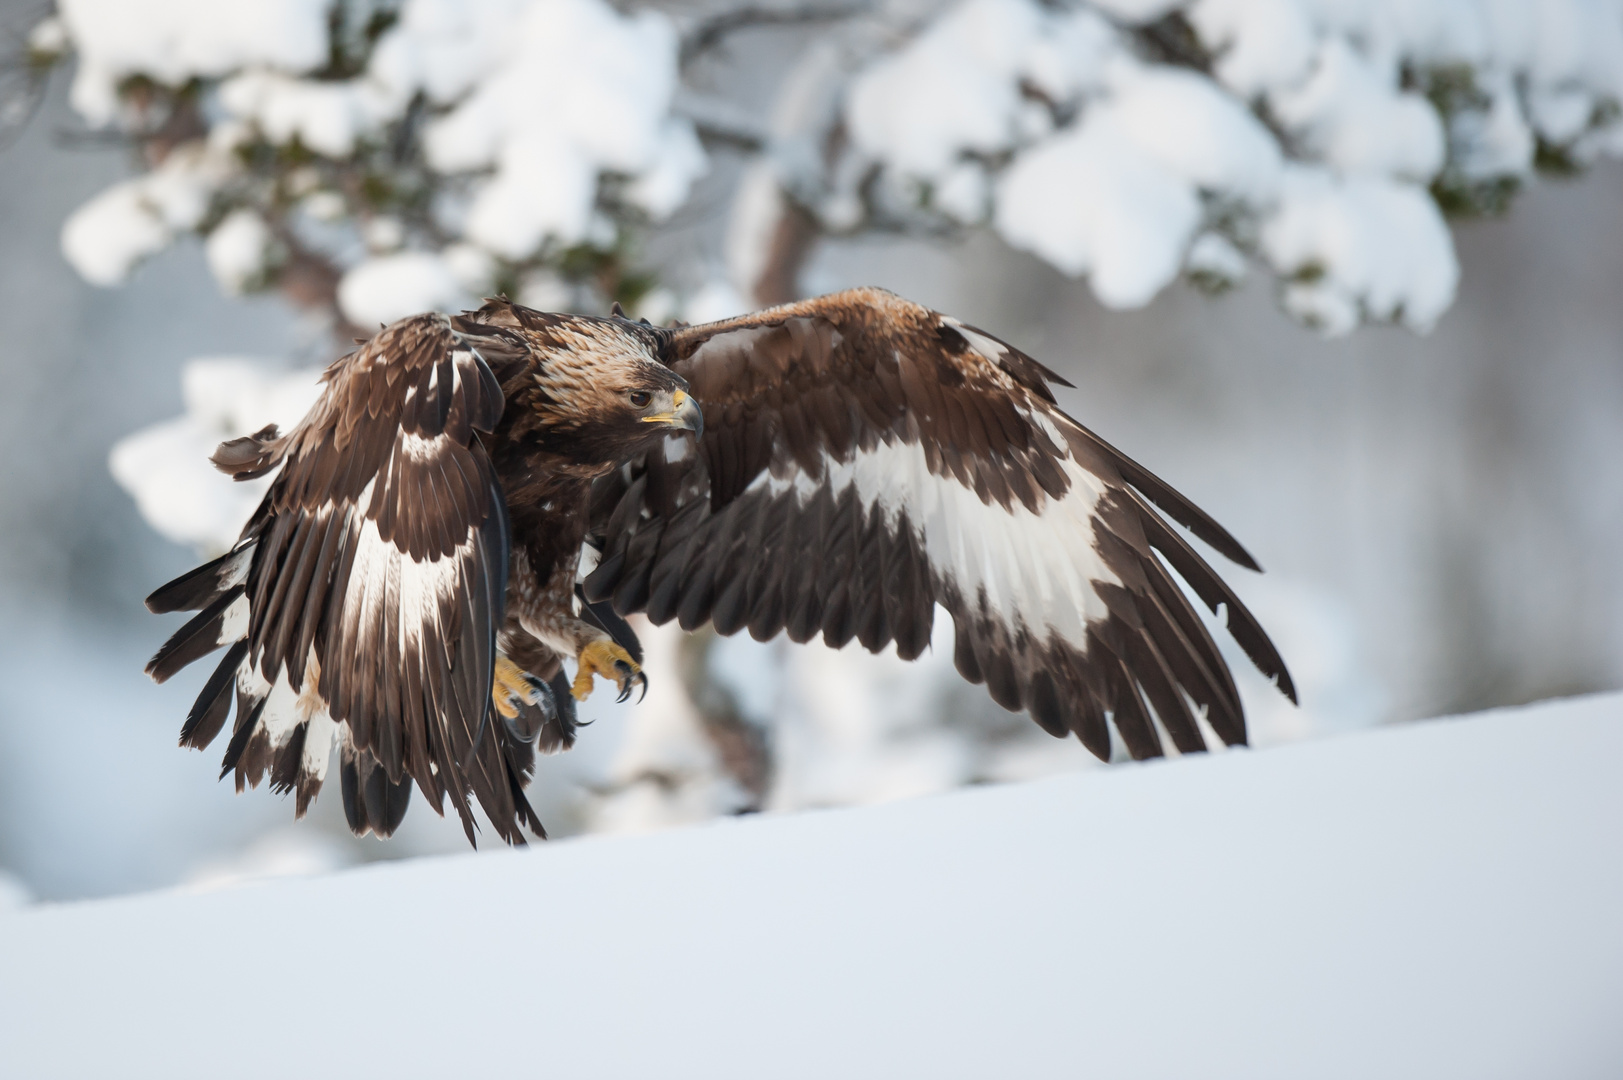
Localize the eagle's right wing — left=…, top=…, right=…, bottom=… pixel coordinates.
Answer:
left=143, top=314, right=541, bottom=843
left=585, top=288, right=1294, bottom=760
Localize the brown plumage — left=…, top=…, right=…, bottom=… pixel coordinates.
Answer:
left=145, top=287, right=1294, bottom=844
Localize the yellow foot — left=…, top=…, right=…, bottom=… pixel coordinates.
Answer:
left=492, top=654, right=546, bottom=719
left=571, top=639, right=645, bottom=703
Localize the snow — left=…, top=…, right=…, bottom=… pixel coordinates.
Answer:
left=932, top=162, right=991, bottom=223
left=846, top=0, right=1049, bottom=179
left=58, top=0, right=330, bottom=124
left=60, top=141, right=237, bottom=286
left=4, top=693, right=1620, bottom=1077
left=59, top=180, right=172, bottom=287
left=204, top=209, right=272, bottom=295
left=1269, top=39, right=1446, bottom=182
left=0, top=871, right=29, bottom=911
left=54, top=0, right=706, bottom=294
left=1448, top=71, right=1536, bottom=180
left=182, top=829, right=350, bottom=892
left=368, top=0, right=526, bottom=109
left=515, top=268, right=576, bottom=311
left=25, top=15, right=68, bottom=58
left=337, top=251, right=471, bottom=328
left=996, top=117, right=1202, bottom=308
left=217, top=70, right=388, bottom=159
left=109, top=359, right=324, bottom=552
left=48, top=0, right=1623, bottom=335
left=461, top=132, right=600, bottom=256
left=626, top=120, right=711, bottom=222
left=834, top=0, right=1623, bottom=331
left=1186, top=230, right=1249, bottom=286
left=440, top=242, right=497, bottom=294
left=845, top=7, right=1290, bottom=309
left=1092, top=63, right=1284, bottom=205
left=1261, top=166, right=1460, bottom=334
left=397, top=0, right=704, bottom=257
left=361, top=215, right=406, bottom=253
left=1188, top=0, right=1318, bottom=98
left=845, top=0, right=1116, bottom=182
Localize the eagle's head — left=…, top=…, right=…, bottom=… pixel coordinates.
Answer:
left=516, top=315, right=702, bottom=467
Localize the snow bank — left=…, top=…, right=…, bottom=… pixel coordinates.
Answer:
left=4, top=693, right=1619, bottom=1078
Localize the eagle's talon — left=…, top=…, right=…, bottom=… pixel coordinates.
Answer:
left=493, top=654, right=545, bottom=720
left=613, top=665, right=649, bottom=704
left=572, top=640, right=642, bottom=702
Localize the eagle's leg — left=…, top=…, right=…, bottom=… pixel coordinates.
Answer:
left=572, top=639, right=645, bottom=703
left=492, top=654, right=548, bottom=720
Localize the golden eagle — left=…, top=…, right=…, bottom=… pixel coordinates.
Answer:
left=145, top=287, right=1294, bottom=843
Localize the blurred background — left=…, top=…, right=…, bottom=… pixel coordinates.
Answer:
left=2, top=0, right=1621, bottom=903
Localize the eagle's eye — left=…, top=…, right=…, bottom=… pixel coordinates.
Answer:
left=628, top=390, right=652, bottom=408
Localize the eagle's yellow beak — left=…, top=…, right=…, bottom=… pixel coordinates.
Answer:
left=641, top=389, right=704, bottom=437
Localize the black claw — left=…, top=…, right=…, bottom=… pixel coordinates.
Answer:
left=611, top=659, right=641, bottom=704
left=635, top=671, right=649, bottom=704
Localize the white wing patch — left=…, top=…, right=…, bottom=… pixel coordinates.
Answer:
left=252, top=646, right=338, bottom=745
left=217, top=594, right=249, bottom=645
left=259, top=666, right=303, bottom=747
left=346, top=511, right=478, bottom=662
left=301, top=706, right=339, bottom=784
left=236, top=663, right=271, bottom=708
left=746, top=428, right=1119, bottom=643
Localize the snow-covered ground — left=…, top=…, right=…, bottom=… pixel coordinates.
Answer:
left=3, top=693, right=1619, bottom=1078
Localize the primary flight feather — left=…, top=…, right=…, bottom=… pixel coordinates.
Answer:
left=145, top=287, right=1295, bottom=844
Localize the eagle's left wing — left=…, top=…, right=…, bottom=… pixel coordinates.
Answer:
left=143, top=315, right=541, bottom=843
left=584, top=287, right=1294, bottom=760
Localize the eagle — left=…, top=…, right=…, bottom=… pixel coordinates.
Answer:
left=144, top=287, right=1294, bottom=844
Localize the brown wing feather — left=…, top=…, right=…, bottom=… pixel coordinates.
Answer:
left=585, top=287, right=1292, bottom=761
left=146, top=314, right=544, bottom=843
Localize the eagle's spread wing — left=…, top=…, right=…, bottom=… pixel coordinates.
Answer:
left=144, top=314, right=542, bottom=843
left=584, top=287, right=1295, bottom=759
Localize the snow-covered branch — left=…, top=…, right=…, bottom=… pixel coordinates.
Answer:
left=758, top=0, right=1623, bottom=334
left=45, top=0, right=709, bottom=328
left=38, top=0, right=1623, bottom=334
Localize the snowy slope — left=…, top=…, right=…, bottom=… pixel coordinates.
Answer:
left=4, top=694, right=1621, bottom=1079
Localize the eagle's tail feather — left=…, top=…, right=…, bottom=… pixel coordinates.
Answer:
left=340, top=738, right=412, bottom=839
